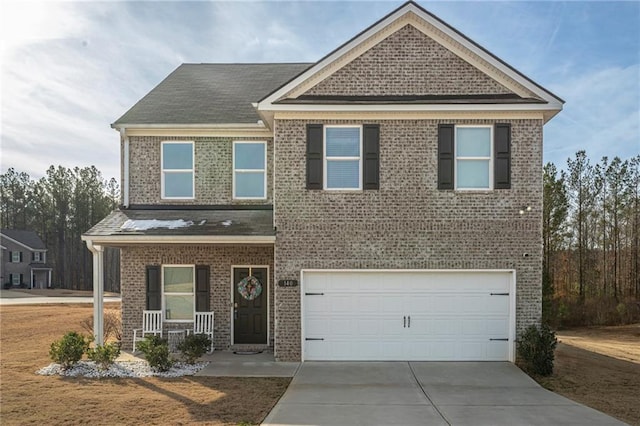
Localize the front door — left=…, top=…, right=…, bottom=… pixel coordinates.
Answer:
left=233, top=267, right=268, bottom=344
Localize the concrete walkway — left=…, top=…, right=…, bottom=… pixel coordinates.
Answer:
left=262, top=362, right=626, bottom=426
left=0, top=289, right=120, bottom=305
left=196, top=351, right=300, bottom=377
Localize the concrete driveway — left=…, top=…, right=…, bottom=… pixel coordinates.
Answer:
left=262, top=362, right=626, bottom=426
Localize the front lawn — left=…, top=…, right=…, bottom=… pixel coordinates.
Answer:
left=0, top=304, right=289, bottom=425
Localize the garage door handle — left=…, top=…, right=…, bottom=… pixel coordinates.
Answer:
left=403, top=316, right=406, bottom=328
left=490, top=292, right=509, bottom=296
left=490, top=338, right=509, bottom=341
left=305, top=338, right=324, bottom=341
left=408, top=316, right=411, bottom=328
left=305, top=292, right=324, bottom=296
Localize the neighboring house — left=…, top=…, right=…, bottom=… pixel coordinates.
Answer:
left=83, top=1, right=563, bottom=362
left=1, top=230, right=52, bottom=289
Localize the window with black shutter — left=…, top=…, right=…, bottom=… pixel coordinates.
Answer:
left=438, top=123, right=511, bottom=190
left=306, top=124, right=323, bottom=189
left=145, top=266, right=161, bottom=310
left=195, top=265, right=210, bottom=312
left=363, top=124, right=380, bottom=190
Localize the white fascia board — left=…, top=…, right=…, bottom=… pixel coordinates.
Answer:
left=258, top=3, right=563, bottom=110
left=265, top=103, right=559, bottom=112
left=81, top=234, right=275, bottom=245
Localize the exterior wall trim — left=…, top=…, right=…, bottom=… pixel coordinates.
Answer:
left=299, top=268, right=517, bottom=362
left=274, top=111, right=545, bottom=121
left=123, top=128, right=274, bottom=138
left=230, top=264, right=270, bottom=346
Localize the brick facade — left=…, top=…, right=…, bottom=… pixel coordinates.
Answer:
left=120, top=245, right=274, bottom=351
left=127, top=136, right=273, bottom=205
left=273, top=118, right=543, bottom=361
left=304, top=25, right=513, bottom=97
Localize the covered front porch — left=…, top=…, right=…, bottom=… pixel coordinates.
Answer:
left=82, top=207, right=275, bottom=352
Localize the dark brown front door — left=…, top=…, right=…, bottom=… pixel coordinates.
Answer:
left=233, top=267, right=267, bottom=344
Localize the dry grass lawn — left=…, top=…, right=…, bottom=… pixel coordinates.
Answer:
left=537, top=325, right=640, bottom=426
left=0, top=304, right=289, bottom=425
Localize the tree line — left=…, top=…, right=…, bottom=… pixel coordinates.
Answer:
left=543, top=151, right=640, bottom=326
left=1, top=166, right=120, bottom=292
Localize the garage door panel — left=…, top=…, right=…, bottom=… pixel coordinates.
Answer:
left=303, top=271, right=513, bottom=361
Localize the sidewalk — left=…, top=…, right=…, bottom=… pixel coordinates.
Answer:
left=0, top=289, right=120, bottom=305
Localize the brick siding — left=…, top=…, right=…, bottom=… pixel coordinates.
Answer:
left=304, top=25, right=513, bottom=97
left=120, top=245, right=274, bottom=351
left=273, top=118, right=543, bottom=361
left=127, top=136, right=273, bottom=205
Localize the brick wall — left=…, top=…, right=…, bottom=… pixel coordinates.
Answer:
left=273, top=118, right=543, bottom=361
left=127, top=136, right=273, bottom=205
left=304, top=25, right=513, bottom=97
left=120, top=245, right=274, bottom=351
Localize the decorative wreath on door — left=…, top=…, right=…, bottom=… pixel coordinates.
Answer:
left=237, top=276, right=263, bottom=300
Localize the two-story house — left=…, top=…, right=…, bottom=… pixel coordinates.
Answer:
left=1, top=229, right=52, bottom=289
left=83, top=1, right=562, bottom=362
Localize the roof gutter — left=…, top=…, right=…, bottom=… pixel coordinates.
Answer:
left=110, top=122, right=268, bottom=131
left=81, top=234, right=276, bottom=246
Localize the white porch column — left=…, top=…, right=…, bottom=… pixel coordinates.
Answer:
left=48, top=270, right=51, bottom=288
left=86, top=241, right=105, bottom=345
left=30, top=270, right=34, bottom=289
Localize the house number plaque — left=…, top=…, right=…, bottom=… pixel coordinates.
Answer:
left=278, top=279, right=298, bottom=287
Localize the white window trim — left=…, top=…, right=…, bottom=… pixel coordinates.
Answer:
left=161, top=141, right=195, bottom=200
left=454, top=125, right=493, bottom=191
left=162, top=264, right=195, bottom=323
left=11, top=274, right=20, bottom=285
left=11, top=251, right=20, bottom=263
left=232, top=141, right=267, bottom=200
left=33, top=252, right=42, bottom=262
left=323, top=125, right=363, bottom=191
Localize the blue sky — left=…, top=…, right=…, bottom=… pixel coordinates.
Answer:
left=1, top=1, right=638, bottom=181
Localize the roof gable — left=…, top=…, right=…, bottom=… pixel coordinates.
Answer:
left=301, top=24, right=516, bottom=98
left=0, top=229, right=46, bottom=250
left=258, top=1, right=563, bottom=121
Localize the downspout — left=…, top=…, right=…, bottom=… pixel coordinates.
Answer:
left=120, top=128, right=130, bottom=208
left=84, top=239, right=104, bottom=345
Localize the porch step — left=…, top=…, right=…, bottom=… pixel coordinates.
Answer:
left=229, top=344, right=272, bottom=354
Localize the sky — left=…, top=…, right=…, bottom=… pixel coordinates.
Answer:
left=1, top=1, right=639, bottom=182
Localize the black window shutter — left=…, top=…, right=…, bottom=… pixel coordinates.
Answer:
left=494, top=123, right=511, bottom=189
left=363, top=124, right=380, bottom=190
left=19, top=252, right=23, bottom=262
left=195, top=265, right=210, bottom=312
left=8, top=251, right=12, bottom=262
left=32, top=252, right=35, bottom=261
left=306, top=124, right=323, bottom=189
left=146, top=266, right=161, bottom=310
left=438, top=124, right=455, bottom=189
left=20, top=273, right=24, bottom=284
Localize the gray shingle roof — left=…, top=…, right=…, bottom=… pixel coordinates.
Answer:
left=1, top=230, right=47, bottom=250
left=84, top=209, right=274, bottom=237
left=113, top=63, right=312, bottom=126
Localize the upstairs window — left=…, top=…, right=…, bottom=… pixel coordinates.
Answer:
left=455, top=126, right=492, bottom=190
left=324, top=126, right=362, bottom=190
left=11, top=251, right=21, bottom=263
left=163, top=265, right=194, bottom=322
left=162, top=142, right=194, bottom=199
left=33, top=252, right=43, bottom=262
left=233, top=142, right=266, bottom=199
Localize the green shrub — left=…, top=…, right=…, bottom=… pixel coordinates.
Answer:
left=49, top=332, right=92, bottom=370
left=517, top=324, right=558, bottom=376
left=177, top=333, right=211, bottom=364
left=86, top=342, right=121, bottom=370
left=137, top=335, right=173, bottom=372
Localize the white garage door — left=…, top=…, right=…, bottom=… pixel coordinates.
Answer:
left=302, top=270, right=514, bottom=361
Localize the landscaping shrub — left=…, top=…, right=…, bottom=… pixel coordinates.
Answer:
left=517, top=324, right=557, bottom=376
left=86, top=342, right=121, bottom=370
left=137, top=335, right=173, bottom=372
left=177, top=333, right=211, bottom=364
left=49, top=331, right=91, bottom=370
left=80, top=310, right=122, bottom=343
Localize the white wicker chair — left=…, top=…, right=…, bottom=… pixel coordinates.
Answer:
left=132, top=310, right=163, bottom=352
left=193, top=311, right=214, bottom=353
